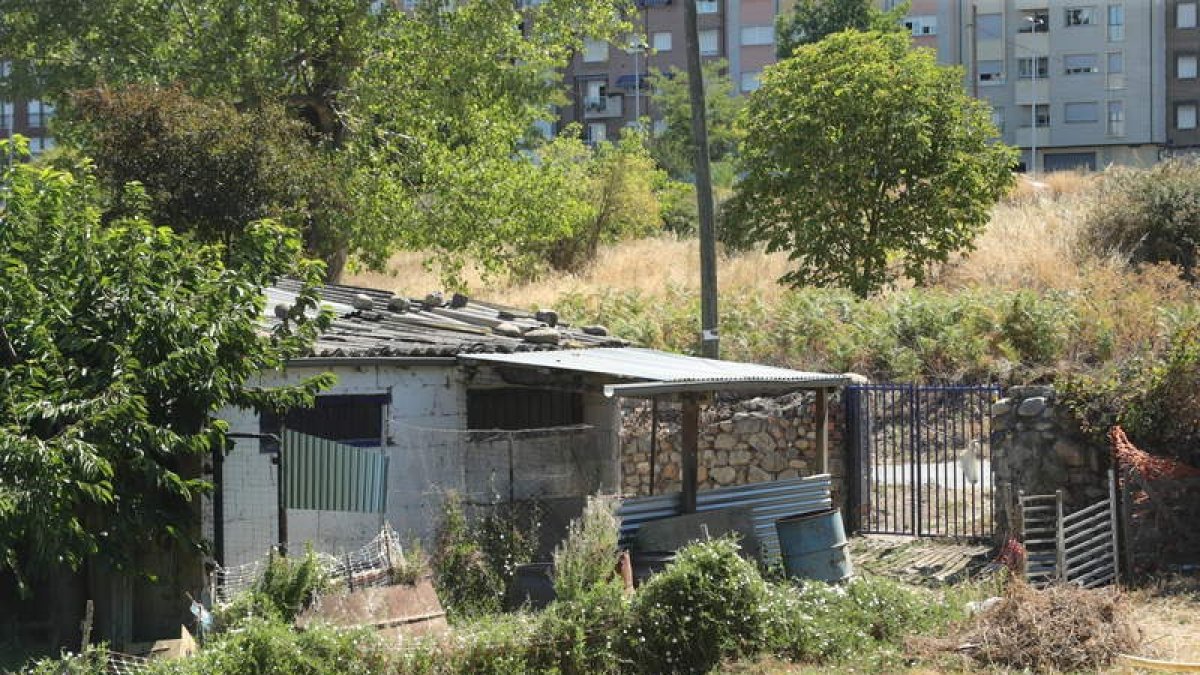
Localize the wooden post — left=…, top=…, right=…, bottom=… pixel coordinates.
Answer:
left=1107, top=468, right=1121, bottom=585
left=683, top=0, right=719, bottom=358
left=681, top=395, right=699, bottom=513
left=815, top=388, right=829, bottom=474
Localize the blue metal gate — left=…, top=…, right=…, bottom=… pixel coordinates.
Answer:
left=846, top=384, right=1001, bottom=539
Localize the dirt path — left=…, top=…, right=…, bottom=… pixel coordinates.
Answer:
left=1112, top=575, right=1200, bottom=670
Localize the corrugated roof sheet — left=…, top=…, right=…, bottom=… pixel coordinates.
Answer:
left=459, top=347, right=850, bottom=393
left=268, top=279, right=628, bottom=358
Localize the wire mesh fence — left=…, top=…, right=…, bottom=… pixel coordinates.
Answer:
left=210, top=524, right=405, bottom=607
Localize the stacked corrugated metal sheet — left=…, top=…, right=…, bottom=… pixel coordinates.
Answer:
left=617, top=474, right=834, bottom=567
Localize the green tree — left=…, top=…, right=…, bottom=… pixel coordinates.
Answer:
left=726, top=31, right=1015, bottom=298
left=64, top=85, right=348, bottom=264
left=776, top=0, right=907, bottom=58
left=523, top=130, right=670, bottom=274
left=0, top=140, right=333, bottom=592
left=647, top=60, right=742, bottom=180
left=0, top=0, right=633, bottom=283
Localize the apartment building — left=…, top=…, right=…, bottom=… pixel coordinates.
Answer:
left=890, top=1, right=1167, bottom=171
left=1166, top=0, right=1200, bottom=147
left=0, top=62, right=56, bottom=157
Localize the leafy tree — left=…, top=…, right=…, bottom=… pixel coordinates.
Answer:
left=64, top=85, right=349, bottom=265
left=524, top=130, right=671, bottom=274
left=0, top=140, right=333, bottom=593
left=726, top=31, right=1015, bottom=298
left=0, top=0, right=633, bottom=283
left=647, top=60, right=742, bottom=181
left=776, top=0, right=908, bottom=57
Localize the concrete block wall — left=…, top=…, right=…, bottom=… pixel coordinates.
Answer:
left=208, top=362, right=621, bottom=568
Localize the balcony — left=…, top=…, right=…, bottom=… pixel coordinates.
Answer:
left=1015, top=126, right=1050, bottom=149
left=583, top=94, right=624, bottom=119
left=1014, top=78, right=1050, bottom=105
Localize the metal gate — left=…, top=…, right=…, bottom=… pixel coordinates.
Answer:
left=846, top=384, right=1001, bottom=539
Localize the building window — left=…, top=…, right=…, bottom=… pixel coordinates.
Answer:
left=1018, top=57, right=1049, bottom=79
left=698, top=29, right=720, bottom=55
left=1065, top=7, right=1096, bottom=26
left=1180, top=53, right=1198, bottom=79
left=978, top=60, right=1005, bottom=84
left=1107, top=100, right=1125, bottom=135
left=1179, top=2, right=1198, bottom=28
left=583, top=38, right=609, bottom=63
left=587, top=121, right=607, bottom=144
left=1177, top=103, right=1198, bottom=129
left=740, top=71, right=762, bottom=92
left=976, top=13, right=1003, bottom=40
left=696, top=0, right=718, bottom=13
left=261, top=394, right=389, bottom=451
left=1064, top=101, right=1099, bottom=123
left=28, top=136, right=55, bottom=155
left=904, top=15, right=937, bottom=36
left=0, top=102, right=11, bottom=132
left=1064, top=54, right=1099, bottom=74
left=1019, top=9, right=1050, bottom=32
left=1021, top=104, right=1051, bottom=127
left=652, top=31, right=672, bottom=52
left=467, top=388, right=583, bottom=430
left=1107, top=51, right=1125, bottom=89
left=991, top=107, right=1005, bottom=134
left=1107, top=4, right=1124, bottom=40
left=27, top=100, right=54, bottom=128
left=740, top=25, right=774, bottom=46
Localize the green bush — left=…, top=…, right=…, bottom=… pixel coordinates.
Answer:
left=552, top=496, right=620, bottom=604
left=148, top=617, right=389, bottom=675
left=619, top=537, right=768, bottom=674
left=1085, top=159, right=1200, bottom=280
left=763, top=577, right=960, bottom=664
left=214, top=546, right=329, bottom=628
left=24, top=647, right=110, bottom=675
left=1000, top=291, right=1073, bottom=367
left=431, top=494, right=541, bottom=622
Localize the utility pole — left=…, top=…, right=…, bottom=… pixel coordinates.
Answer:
left=683, top=0, right=719, bottom=358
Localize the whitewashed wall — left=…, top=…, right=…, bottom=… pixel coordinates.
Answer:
left=206, top=361, right=620, bottom=568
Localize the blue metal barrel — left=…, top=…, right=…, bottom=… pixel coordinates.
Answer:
left=775, top=508, right=853, bottom=583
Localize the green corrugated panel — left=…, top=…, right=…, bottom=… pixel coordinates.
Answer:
left=283, top=430, right=389, bottom=513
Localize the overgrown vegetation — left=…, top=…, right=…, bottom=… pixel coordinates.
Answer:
left=430, top=493, right=541, bottom=622
left=214, top=547, right=330, bottom=628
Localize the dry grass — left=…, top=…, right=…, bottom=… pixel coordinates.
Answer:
left=346, top=236, right=794, bottom=310
left=1113, top=574, right=1200, bottom=668
left=962, top=581, right=1141, bottom=672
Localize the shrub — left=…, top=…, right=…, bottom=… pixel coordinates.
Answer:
left=1000, top=290, right=1073, bottom=367
left=1085, top=159, right=1200, bottom=280
left=431, top=493, right=505, bottom=621
left=24, top=647, right=110, bottom=675
left=763, top=576, right=960, bottom=664
left=214, top=546, right=330, bottom=628
left=552, top=496, right=620, bottom=604
left=619, top=537, right=768, bottom=674
left=148, top=617, right=390, bottom=675
left=431, top=494, right=541, bottom=622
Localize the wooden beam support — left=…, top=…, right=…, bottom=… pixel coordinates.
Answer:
left=816, top=388, right=829, bottom=474
left=681, top=395, right=700, bottom=513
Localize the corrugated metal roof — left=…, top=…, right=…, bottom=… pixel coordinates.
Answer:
left=459, top=348, right=850, bottom=394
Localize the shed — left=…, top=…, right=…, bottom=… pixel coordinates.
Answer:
left=209, top=281, right=849, bottom=568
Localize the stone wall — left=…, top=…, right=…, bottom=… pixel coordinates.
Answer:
left=619, top=392, right=845, bottom=503
left=991, top=385, right=1110, bottom=530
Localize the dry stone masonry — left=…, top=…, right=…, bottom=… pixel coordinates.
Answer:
left=620, top=392, right=845, bottom=503
left=991, top=385, right=1110, bottom=526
